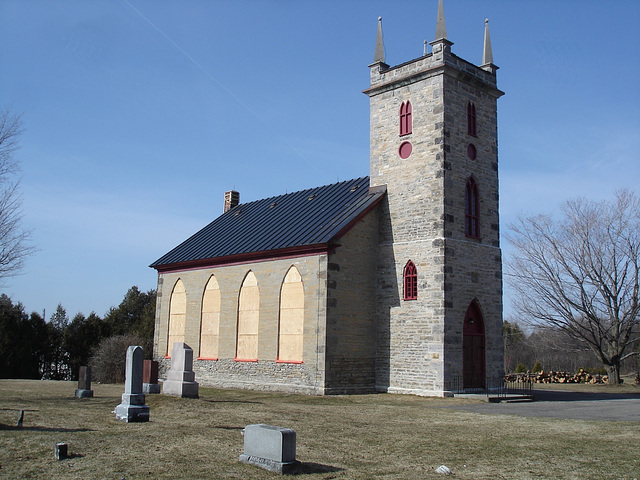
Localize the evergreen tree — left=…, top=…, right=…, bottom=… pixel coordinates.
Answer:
left=0, top=294, right=48, bottom=378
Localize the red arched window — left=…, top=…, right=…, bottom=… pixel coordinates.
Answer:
left=465, top=177, right=480, bottom=238
left=400, top=101, right=412, bottom=137
left=403, top=260, right=417, bottom=301
left=467, top=101, right=477, bottom=136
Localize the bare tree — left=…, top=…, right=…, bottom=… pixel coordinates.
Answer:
left=0, top=108, right=33, bottom=281
left=506, top=190, right=640, bottom=383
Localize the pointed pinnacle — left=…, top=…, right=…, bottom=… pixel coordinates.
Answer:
left=482, top=18, right=493, bottom=65
left=373, top=16, right=385, bottom=64
left=435, top=0, right=447, bottom=41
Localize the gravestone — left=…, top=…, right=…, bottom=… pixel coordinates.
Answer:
left=55, top=442, right=68, bottom=460
left=114, top=346, right=150, bottom=422
left=239, top=424, right=300, bottom=474
left=162, top=342, right=199, bottom=398
left=143, top=359, right=160, bottom=394
left=75, top=366, right=94, bottom=398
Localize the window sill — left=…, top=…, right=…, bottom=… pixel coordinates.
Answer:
left=197, top=357, right=218, bottom=361
left=276, top=359, right=303, bottom=364
left=234, top=358, right=258, bottom=362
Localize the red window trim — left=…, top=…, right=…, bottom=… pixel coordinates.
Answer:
left=465, top=177, right=480, bottom=239
left=403, top=260, right=418, bottom=301
left=197, top=357, right=218, bottom=361
left=276, top=359, right=304, bottom=364
left=234, top=358, right=258, bottom=362
left=400, top=101, right=412, bottom=137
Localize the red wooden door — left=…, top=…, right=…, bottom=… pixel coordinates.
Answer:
left=463, top=301, right=485, bottom=389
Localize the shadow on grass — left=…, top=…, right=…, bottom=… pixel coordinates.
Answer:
left=298, top=462, right=345, bottom=474
left=201, top=399, right=264, bottom=405
left=0, top=424, right=96, bottom=432
left=212, top=425, right=244, bottom=430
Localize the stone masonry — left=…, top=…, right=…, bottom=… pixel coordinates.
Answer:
left=365, top=32, right=504, bottom=395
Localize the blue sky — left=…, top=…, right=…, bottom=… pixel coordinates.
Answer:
left=1, top=0, right=639, bottom=320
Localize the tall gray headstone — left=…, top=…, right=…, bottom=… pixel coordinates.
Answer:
left=114, top=346, right=150, bottom=422
left=75, top=365, right=94, bottom=398
left=162, top=342, right=199, bottom=398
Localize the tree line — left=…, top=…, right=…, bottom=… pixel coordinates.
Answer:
left=0, top=286, right=155, bottom=381
left=504, top=320, right=639, bottom=376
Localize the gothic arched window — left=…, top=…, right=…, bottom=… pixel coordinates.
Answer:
left=236, top=271, right=259, bottom=361
left=167, top=279, right=186, bottom=357
left=199, top=275, right=220, bottom=360
left=277, top=266, right=304, bottom=363
left=400, top=101, right=412, bottom=137
left=467, top=101, right=477, bottom=136
left=465, top=177, right=480, bottom=238
left=403, top=260, right=418, bottom=301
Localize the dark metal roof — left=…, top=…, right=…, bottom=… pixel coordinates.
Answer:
left=150, top=177, right=385, bottom=269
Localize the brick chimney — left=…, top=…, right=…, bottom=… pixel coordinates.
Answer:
left=224, top=190, right=239, bottom=213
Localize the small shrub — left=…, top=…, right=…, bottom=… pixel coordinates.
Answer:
left=514, top=363, right=527, bottom=373
left=89, top=335, right=144, bottom=383
left=532, top=361, right=543, bottom=373
left=587, top=366, right=607, bottom=376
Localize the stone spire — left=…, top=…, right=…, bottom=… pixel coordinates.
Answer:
left=435, top=0, right=447, bottom=41
left=373, top=16, right=385, bottom=64
left=481, top=18, right=498, bottom=74
left=429, top=0, right=453, bottom=56
left=482, top=18, right=493, bottom=65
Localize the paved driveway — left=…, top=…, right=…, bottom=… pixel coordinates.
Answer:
left=447, top=390, right=640, bottom=422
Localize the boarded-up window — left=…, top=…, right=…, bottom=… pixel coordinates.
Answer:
left=167, top=279, right=186, bottom=357
left=199, top=275, right=220, bottom=360
left=236, top=271, right=259, bottom=360
left=278, top=266, right=304, bottom=363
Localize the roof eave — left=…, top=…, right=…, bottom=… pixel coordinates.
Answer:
left=151, top=243, right=333, bottom=274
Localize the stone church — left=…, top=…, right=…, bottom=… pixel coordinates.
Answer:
left=151, top=2, right=504, bottom=397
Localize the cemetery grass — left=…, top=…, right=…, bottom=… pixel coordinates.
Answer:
left=0, top=380, right=638, bottom=480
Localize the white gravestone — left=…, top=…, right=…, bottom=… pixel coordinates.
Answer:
left=114, top=346, right=150, bottom=422
left=162, top=342, right=199, bottom=398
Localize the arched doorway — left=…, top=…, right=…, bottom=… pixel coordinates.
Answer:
left=463, top=300, right=485, bottom=389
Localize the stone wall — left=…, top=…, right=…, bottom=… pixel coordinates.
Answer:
left=153, top=254, right=328, bottom=394
left=366, top=41, right=503, bottom=396
left=324, top=210, right=379, bottom=393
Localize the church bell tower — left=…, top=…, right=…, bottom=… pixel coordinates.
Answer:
left=364, top=1, right=504, bottom=396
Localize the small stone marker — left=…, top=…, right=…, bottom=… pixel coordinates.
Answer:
left=114, top=346, right=150, bottom=422
left=55, top=442, right=68, bottom=460
left=143, top=359, right=160, bottom=394
left=75, top=366, right=94, bottom=398
left=17, top=410, right=24, bottom=427
left=162, top=343, right=199, bottom=398
left=239, top=424, right=301, bottom=474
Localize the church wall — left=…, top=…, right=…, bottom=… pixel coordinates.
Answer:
left=324, top=210, right=379, bottom=394
left=368, top=55, right=449, bottom=396
left=366, top=44, right=503, bottom=396
left=153, top=254, right=329, bottom=394
left=440, top=63, right=504, bottom=382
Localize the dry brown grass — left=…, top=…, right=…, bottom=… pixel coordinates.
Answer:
left=0, top=380, right=638, bottom=479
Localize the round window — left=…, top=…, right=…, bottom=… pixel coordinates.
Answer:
left=399, top=141, right=413, bottom=159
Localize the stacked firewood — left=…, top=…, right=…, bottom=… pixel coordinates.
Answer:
left=504, top=369, right=607, bottom=384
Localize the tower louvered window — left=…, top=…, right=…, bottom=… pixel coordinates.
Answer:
left=465, top=177, right=480, bottom=238
left=467, top=101, right=477, bottom=136
left=400, top=101, right=412, bottom=136
left=403, top=260, right=418, bottom=301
